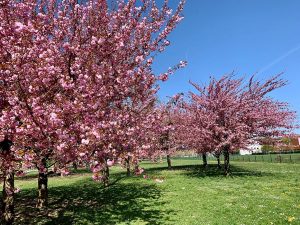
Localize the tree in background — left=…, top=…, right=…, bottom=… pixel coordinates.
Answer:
left=179, top=99, right=218, bottom=168
left=184, top=74, right=296, bottom=175
left=157, top=94, right=184, bottom=169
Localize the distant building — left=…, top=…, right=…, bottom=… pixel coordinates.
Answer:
left=240, top=142, right=262, bottom=155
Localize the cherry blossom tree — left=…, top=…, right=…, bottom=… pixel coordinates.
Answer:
left=156, top=94, right=184, bottom=169
left=0, top=1, right=80, bottom=209
left=60, top=0, right=187, bottom=182
left=0, top=5, right=31, bottom=222
left=1, top=0, right=186, bottom=219
left=185, top=74, right=297, bottom=175
left=178, top=102, right=217, bottom=168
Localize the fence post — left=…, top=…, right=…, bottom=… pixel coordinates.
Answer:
left=279, top=155, right=282, bottom=163
left=270, top=154, right=272, bottom=163
left=262, top=155, right=264, bottom=162
left=290, top=154, right=292, bottom=163
left=255, top=155, right=256, bottom=162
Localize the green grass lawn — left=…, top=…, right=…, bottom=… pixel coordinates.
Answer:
left=5, top=159, right=300, bottom=225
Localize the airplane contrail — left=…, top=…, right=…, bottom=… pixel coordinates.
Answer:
left=257, top=44, right=300, bottom=75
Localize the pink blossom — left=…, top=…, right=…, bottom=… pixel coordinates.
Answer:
left=14, top=22, right=25, bottom=32
left=79, top=152, right=86, bottom=157
left=159, top=73, right=168, bottom=81
left=135, top=55, right=144, bottom=63
left=81, top=139, right=90, bottom=145
left=14, top=188, right=21, bottom=194
left=107, top=160, right=114, bottom=167
left=61, top=168, right=70, bottom=176
left=92, top=173, right=102, bottom=182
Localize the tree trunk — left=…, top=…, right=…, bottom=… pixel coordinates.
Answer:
left=166, top=154, right=172, bottom=169
left=217, top=155, right=221, bottom=170
left=223, top=146, right=230, bottom=176
left=126, top=156, right=131, bottom=177
left=202, top=153, right=207, bottom=167
left=37, top=159, right=48, bottom=209
left=2, top=171, right=14, bottom=225
left=72, top=162, right=78, bottom=171
left=102, top=159, right=109, bottom=187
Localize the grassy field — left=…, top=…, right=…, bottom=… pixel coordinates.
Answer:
left=3, top=159, right=300, bottom=225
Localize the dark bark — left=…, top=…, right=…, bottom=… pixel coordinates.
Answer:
left=1, top=138, right=14, bottom=225
left=223, top=146, right=230, bottom=176
left=166, top=154, right=172, bottom=169
left=37, top=159, right=48, bottom=208
left=202, top=153, right=207, bottom=167
left=72, top=162, right=78, bottom=171
left=2, top=171, right=14, bottom=225
left=102, top=159, right=110, bottom=187
left=217, top=155, right=221, bottom=170
left=125, top=156, right=131, bottom=177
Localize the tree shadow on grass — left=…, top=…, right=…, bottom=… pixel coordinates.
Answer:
left=14, top=178, right=174, bottom=225
left=143, top=164, right=273, bottom=178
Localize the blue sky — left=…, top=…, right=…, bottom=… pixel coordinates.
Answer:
left=153, top=0, right=300, bottom=132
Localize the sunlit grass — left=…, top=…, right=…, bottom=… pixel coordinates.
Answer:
left=3, top=159, right=300, bottom=224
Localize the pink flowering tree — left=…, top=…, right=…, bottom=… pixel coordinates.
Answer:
left=185, top=74, right=297, bottom=175
left=60, top=0, right=187, bottom=182
left=0, top=0, right=85, bottom=210
left=178, top=101, right=218, bottom=167
left=0, top=4, right=39, bottom=222
left=1, top=0, right=186, bottom=219
left=155, top=94, right=184, bottom=169
left=0, top=72, right=30, bottom=224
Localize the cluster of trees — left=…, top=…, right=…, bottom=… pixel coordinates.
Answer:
left=0, top=0, right=297, bottom=224
left=0, top=0, right=185, bottom=223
